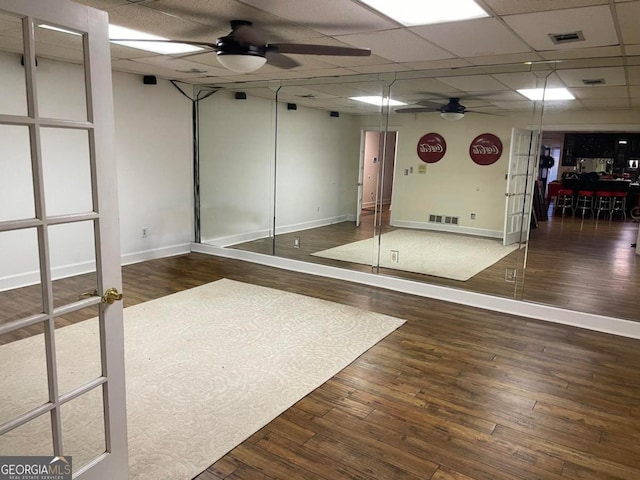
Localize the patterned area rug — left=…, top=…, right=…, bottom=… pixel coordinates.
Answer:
left=312, top=229, right=519, bottom=281
left=0, top=279, right=405, bottom=479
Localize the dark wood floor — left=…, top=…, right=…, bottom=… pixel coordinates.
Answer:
left=229, top=207, right=640, bottom=322
left=2, top=253, right=640, bottom=479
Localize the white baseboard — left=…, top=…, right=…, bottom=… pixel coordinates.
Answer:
left=391, top=220, right=502, bottom=238
left=203, top=215, right=354, bottom=247
left=191, top=243, right=640, bottom=340
left=0, top=243, right=191, bottom=292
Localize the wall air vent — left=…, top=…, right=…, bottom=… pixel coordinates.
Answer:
left=582, top=78, right=605, bottom=86
left=549, top=31, right=585, bottom=45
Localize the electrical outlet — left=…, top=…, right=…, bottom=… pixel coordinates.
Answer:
left=390, top=250, right=399, bottom=263
left=505, top=268, right=517, bottom=282
left=141, top=227, right=148, bottom=238
left=293, top=237, right=300, bottom=248
left=470, top=213, right=476, bottom=220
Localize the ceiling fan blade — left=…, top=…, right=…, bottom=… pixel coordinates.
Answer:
left=394, top=107, right=437, bottom=114
left=269, top=43, right=371, bottom=56
left=467, top=110, right=503, bottom=116
left=110, top=39, right=219, bottom=50
left=265, top=51, right=300, bottom=69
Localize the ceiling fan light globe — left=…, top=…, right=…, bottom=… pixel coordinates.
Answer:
left=217, top=53, right=266, bottom=73
left=441, top=111, right=464, bottom=121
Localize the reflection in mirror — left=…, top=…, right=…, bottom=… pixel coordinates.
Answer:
left=198, top=57, right=640, bottom=324
left=199, top=82, right=278, bottom=255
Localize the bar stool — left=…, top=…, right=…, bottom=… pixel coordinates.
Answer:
left=555, top=189, right=574, bottom=216
left=574, top=190, right=595, bottom=218
left=611, top=192, right=627, bottom=220
left=594, top=191, right=613, bottom=220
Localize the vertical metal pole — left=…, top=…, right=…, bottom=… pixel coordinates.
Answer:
left=193, top=97, right=201, bottom=243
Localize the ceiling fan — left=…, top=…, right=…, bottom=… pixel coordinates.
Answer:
left=113, top=20, right=371, bottom=73
left=395, top=97, right=499, bottom=121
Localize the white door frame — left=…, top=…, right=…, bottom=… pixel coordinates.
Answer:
left=503, top=128, right=540, bottom=246
left=0, top=1, right=128, bottom=478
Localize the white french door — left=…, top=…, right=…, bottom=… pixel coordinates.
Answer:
left=503, top=128, right=540, bottom=246
left=0, top=1, right=128, bottom=479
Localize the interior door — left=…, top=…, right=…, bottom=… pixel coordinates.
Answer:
left=503, top=128, right=540, bottom=246
left=0, top=1, right=128, bottom=479
left=356, top=130, right=365, bottom=227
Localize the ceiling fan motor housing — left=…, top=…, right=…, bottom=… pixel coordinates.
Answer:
left=441, top=98, right=465, bottom=114
left=216, top=35, right=265, bottom=58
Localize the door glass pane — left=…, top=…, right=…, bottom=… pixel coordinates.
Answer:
left=0, top=12, right=27, bottom=116
left=0, top=228, right=42, bottom=324
left=0, top=324, right=49, bottom=426
left=61, top=387, right=105, bottom=469
left=0, top=125, right=35, bottom=222
left=34, top=24, right=87, bottom=122
left=55, top=305, right=102, bottom=395
left=0, top=412, right=53, bottom=457
left=41, top=128, right=93, bottom=217
left=49, top=221, right=97, bottom=309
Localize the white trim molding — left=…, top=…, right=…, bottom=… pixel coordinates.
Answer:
left=191, top=243, right=640, bottom=340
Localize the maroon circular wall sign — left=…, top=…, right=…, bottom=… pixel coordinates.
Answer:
left=417, top=133, right=446, bottom=163
left=469, top=133, right=503, bottom=165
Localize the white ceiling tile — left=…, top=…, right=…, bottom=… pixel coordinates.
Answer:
left=335, top=29, right=453, bottom=63
left=630, top=86, right=640, bottom=98
left=538, top=45, right=622, bottom=60
left=239, top=0, right=397, bottom=35
left=555, top=67, right=627, bottom=87
left=627, top=66, right=640, bottom=85
left=615, top=1, right=640, bottom=45
left=571, top=85, right=630, bottom=98
left=581, top=98, right=631, bottom=108
left=411, top=18, right=531, bottom=57
left=502, top=5, right=618, bottom=51
left=482, top=0, right=609, bottom=15
left=438, top=75, right=511, bottom=92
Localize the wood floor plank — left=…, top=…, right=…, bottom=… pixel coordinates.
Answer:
left=2, top=252, right=640, bottom=480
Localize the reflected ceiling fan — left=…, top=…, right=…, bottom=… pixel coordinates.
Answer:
left=395, top=97, right=499, bottom=121
left=113, top=20, right=371, bottom=73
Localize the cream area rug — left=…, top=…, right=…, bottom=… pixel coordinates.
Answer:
left=312, top=229, right=519, bottom=281
left=0, top=279, right=405, bottom=479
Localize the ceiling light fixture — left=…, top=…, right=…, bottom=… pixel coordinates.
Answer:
left=440, top=112, right=465, bottom=121
left=359, top=0, right=488, bottom=26
left=38, top=24, right=81, bottom=36
left=216, top=53, right=267, bottom=73
left=350, top=96, right=407, bottom=107
left=517, top=88, right=574, bottom=101
left=109, top=25, right=203, bottom=55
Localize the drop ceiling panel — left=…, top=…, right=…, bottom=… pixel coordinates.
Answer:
left=238, top=0, right=397, bottom=35
left=581, top=98, right=631, bottom=108
left=491, top=72, right=566, bottom=90
left=615, top=1, right=640, bottom=45
left=438, top=75, right=511, bottom=92
left=335, top=29, right=453, bottom=63
left=538, top=45, right=622, bottom=60
left=481, top=0, right=609, bottom=15
left=0, top=13, right=22, bottom=33
left=555, top=67, right=627, bottom=87
left=502, top=5, right=618, bottom=51
left=411, top=18, right=531, bottom=57
left=571, top=85, right=630, bottom=98
left=627, top=66, right=640, bottom=85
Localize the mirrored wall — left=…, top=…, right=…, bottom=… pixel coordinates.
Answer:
left=197, top=57, right=640, bottom=323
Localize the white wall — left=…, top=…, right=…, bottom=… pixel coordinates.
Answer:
left=0, top=52, right=192, bottom=290
left=198, top=90, right=361, bottom=246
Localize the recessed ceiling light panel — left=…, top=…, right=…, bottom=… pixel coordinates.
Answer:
left=350, top=96, right=407, bottom=107
left=517, top=88, right=575, bottom=101
left=359, top=0, right=489, bottom=26
left=109, top=24, right=203, bottom=55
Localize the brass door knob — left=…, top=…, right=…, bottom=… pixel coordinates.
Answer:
left=102, top=287, right=123, bottom=304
